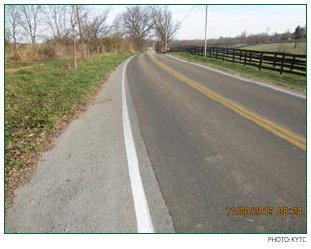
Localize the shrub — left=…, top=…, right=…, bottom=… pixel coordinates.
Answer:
left=37, top=45, right=59, bottom=59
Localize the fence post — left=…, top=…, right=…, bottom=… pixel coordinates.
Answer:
left=273, top=54, right=277, bottom=68
left=280, top=54, right=285, bottom=75
left=291, top=55, right=296, bottom=71
left=259, top=52, right=263, bottom=70
left=223, top=48, right=225, bottom=61
left=216, top=48, right=218, bottom=60
left=244, top=51, right=247, bottom=66
left=232, top=50, right=235, bottom=63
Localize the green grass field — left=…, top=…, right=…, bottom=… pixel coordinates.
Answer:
left=5, top=52, right=133, bottom=176
left=238, top=41, right=306, bottom=55
left=170, top=52, right=306, bottom=92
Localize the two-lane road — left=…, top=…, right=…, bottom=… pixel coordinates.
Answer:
left=6, top=52, right=306, bottom=233
left=126, top=52, right=306, bottom=233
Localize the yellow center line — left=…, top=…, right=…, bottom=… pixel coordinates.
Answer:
left=147, top=53, right=306, bottom=151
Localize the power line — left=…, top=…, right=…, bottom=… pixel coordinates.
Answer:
left=178, top=5, right=197, bottom=25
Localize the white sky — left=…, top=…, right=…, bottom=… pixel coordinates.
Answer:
left=100, top=4, right=306, bottom=40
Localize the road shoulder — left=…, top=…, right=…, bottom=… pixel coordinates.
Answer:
left=5, top=57, right=175, bottom=233
left=5, top=61, right=138, bottom=233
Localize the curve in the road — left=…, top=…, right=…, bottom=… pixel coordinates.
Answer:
left=148, top=53, right=306, bottom=151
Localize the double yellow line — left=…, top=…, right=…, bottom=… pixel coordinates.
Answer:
left=147, top=53, right=306, bottom=151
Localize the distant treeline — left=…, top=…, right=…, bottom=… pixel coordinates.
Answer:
left=172, top=25, right=306, bottom=48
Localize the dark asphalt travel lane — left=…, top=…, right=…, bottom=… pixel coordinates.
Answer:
left=126, top=53, right=306, bottom=233
left=157, top=54, right=306, bottom=137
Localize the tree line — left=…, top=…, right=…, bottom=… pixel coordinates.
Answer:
left=5, top=5, right=180, bottom=53
left=6, top=5, right=304, bottom=56
left=172, top=25, right=306, bottom=48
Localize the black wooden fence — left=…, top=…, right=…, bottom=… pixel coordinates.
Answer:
left=169, top=46, right=306, bottom=77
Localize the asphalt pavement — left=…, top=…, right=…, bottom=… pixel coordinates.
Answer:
left=6, top=52, right=306, bottom=233
left=126, top=53, right=306, bottom=233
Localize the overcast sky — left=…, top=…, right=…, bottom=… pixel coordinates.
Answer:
left=101, top=4, right=306, bottom=40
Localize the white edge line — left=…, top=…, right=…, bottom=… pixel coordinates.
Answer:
left=122, top=55, right=155, bottom=233
left=166, top=54, right=306, bottom=99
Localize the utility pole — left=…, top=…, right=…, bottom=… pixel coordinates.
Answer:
left=204, top=5, right=208, bottom=62
left=76, top=5, right=83, bottom=43
left=72, top=28, right=77, bottom=69
left=71, top=5, right=77, bottom=69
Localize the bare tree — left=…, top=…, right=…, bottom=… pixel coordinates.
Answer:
left=18, top=5, right=42, bottom=47
left=5, top=5, right=21, bottom=45
left=110, top=13, right=125, bottom=38
left=42, top=5, right=71, bottom=43
left=239, top=30, right=247, bottom=44
left=83, top=9, right=109, bottom=41
left=152, top=6, right=180, bottom=52
left=121, top=6, right=154, bottom=48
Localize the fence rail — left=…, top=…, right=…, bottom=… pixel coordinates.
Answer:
left=169, top=46, right=306, bottom=77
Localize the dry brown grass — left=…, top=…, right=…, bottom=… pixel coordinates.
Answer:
left=5, top=38, right=136, bottom=65
left=5, top=43, right=61, bottom=63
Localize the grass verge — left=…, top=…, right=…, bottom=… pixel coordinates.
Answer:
left=5, top=52, right=134, bottom=211
left=238, top=41, right=306, bottom=55
left=169, top=52, right=306, bottom=92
